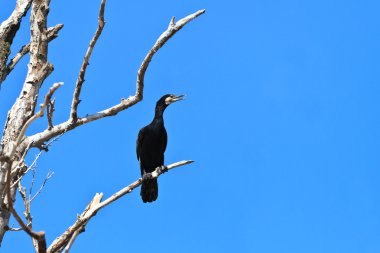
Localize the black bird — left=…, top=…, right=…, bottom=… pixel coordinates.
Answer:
left=136, top=94, right=184, bottom=203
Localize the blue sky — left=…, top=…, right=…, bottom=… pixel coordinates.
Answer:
left=1, top=0, right=380, bottom=252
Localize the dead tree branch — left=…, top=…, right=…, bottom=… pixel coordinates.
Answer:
left=0, top=0, right=33, bottom=85
left=18, top=181, right=38, bottom=251
left=2, top=82, right=61, bottom=251
left=0, top=0, right=53, bottom=243
left=30, top=170, right=54, bottom=203
left=48, top=160, right=194, bottom=253
left=12, top=82, right=63, bottom=157
left=11, top=133, right=62, bottom=189
left=135, top=10, right=205, bottom=98
left=6, top=167, right=46, bottom=253
left=6, top=226, right=23, bottom=232
left=5, top=24, right=64, bottom=82
left=28, top=9, right=206, bottom=149
left=70, top=0, right=106, bottom=123
left=11, top=150, right=41, bottom=188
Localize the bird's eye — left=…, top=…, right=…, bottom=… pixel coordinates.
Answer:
left=164, top=97, right=171, bottom=105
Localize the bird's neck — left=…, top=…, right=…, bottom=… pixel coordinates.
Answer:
left=152, top=108, right=165, bottom=125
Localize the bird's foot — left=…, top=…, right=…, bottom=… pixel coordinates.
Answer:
left=159, top=165, right=168, bottom=174
left=142, top=173, right=153, bottom=181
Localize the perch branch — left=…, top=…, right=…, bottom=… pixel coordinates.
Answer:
left=29, top=9, right=206, bottom=148
left=70, top=0, right=106, bottom=123
left=48, top=160, right=194, bottom=253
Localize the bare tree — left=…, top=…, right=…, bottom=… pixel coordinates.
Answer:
left=0, top=0, right=204, bottom=252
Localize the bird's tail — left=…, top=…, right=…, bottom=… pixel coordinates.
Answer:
left=141, top=178, right=158, bottom=203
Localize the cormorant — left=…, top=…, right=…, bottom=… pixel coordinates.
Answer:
left=136, top=94, right=184, bottom=203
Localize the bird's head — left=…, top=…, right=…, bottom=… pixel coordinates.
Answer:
left=156, top=94, right=185, bottom=110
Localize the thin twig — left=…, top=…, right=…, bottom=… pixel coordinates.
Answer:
left=6, top=164, right=46, bottom=253
left=11, top=151, right=42, bottom=188
left=30, top=171, right=54, bottom=203
left=13, top=132, right=65, bottom=184
left=7, top=227, right=23, bottom=232
left=29, top=164, right=36, bottom=197
left=48, top=160, right=194, bottom=253
left=70, top=0, right=106, bottom=122
left=18, top=181, right=38, bottom=250
left=17, top=183, right=30, bottom=226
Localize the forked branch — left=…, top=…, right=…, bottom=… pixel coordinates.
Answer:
left=135, top=9, right=205, bottom=98
left=17, top=181, right=38, bottom=251
left=6, top=167, right=46, bottom=253
left=48, top=160, right=194, bottom=253
left=5, top=24, right=64, bottom=81
left=11, top=82, right=63, bottom=157
left=28, top=9, right=206, bottom=148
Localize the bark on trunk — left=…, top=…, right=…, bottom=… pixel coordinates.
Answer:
left=0, top=0, right=51, bottom=244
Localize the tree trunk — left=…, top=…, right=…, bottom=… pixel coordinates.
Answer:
left=0, top=0, right=51, bottom=244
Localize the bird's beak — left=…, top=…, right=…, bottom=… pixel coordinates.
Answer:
left=171, top=94, right=185, bottom=103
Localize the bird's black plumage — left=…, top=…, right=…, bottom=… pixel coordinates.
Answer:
left=136, top=94, right=184, bottom=203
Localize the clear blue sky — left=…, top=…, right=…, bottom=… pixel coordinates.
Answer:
left=1, top=0, right=380, bottom=252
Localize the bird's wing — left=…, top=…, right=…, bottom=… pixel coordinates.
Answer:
left=163, top=127, right=168, bottom=152
left=136, top=128, right=145, bottom=161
